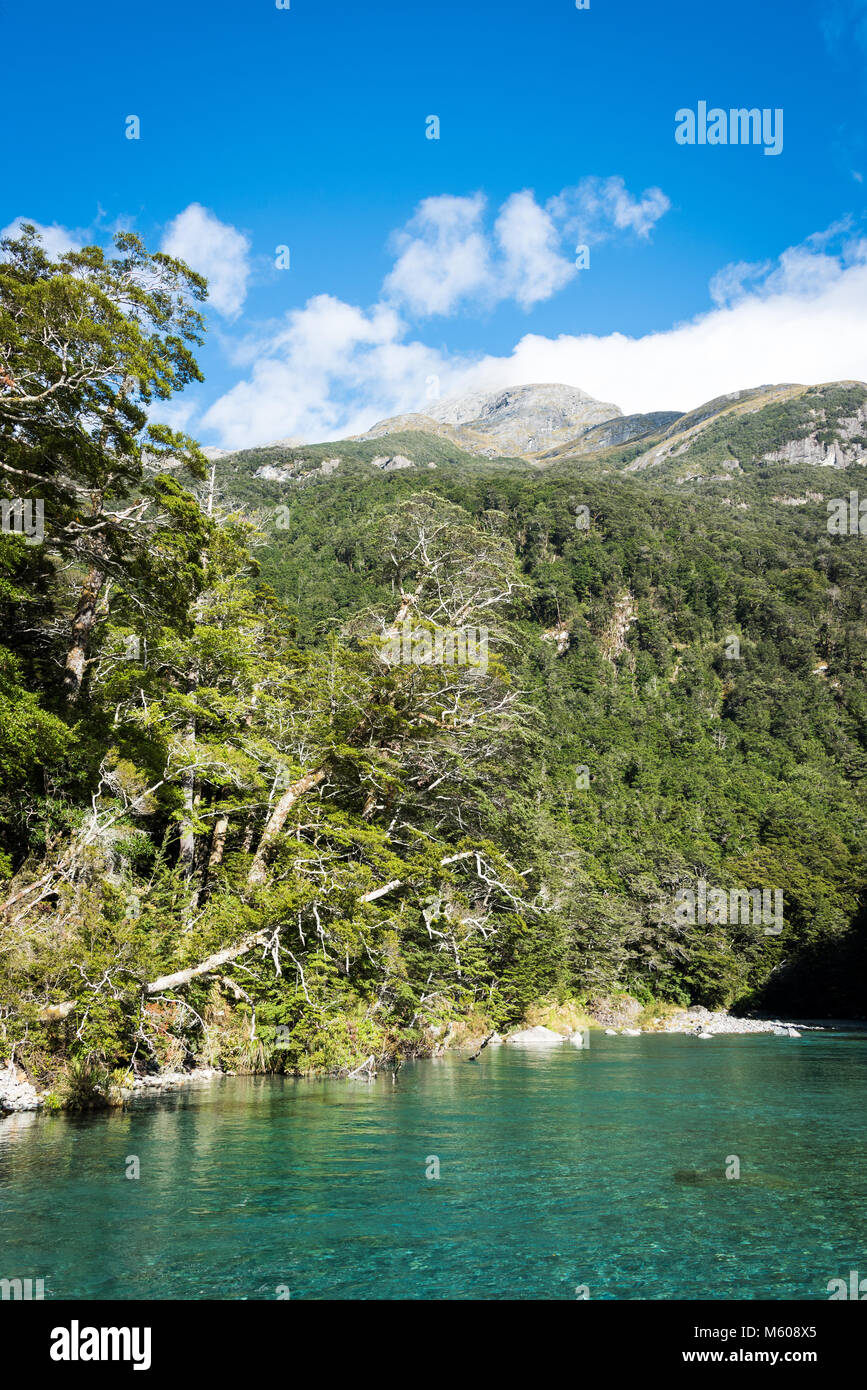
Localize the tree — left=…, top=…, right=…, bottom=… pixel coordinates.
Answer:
left=0, top=225, right=210, bottom=701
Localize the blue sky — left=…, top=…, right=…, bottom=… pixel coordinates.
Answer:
left=4, top=0, right=867, bottom=445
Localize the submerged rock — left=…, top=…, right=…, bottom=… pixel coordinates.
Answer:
left=505, top=1025, right=566, bottom=1047
left=674, top=1168, right=717, bottom=1185
left=674, top=1167, right=794, bottom=1190
left=130, top=1068, right=224, bottom=1096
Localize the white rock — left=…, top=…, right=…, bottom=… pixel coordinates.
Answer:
left=604, top=1028, right=618, bottom=1036
left=621, top=1028, right=642, bottom=1036
left=372, top=454, right=414, bottom=472
left=0, top=1067, right=42, bottom=1113
left=506, top=1025, right=566, bottom=1047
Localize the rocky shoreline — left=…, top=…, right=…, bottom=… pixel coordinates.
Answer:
left=454, top=1006, right=841, bottom=1053
left=124, top=1067, right=227, bottom=1098
left=661, top=1007, right=817, bottom=1035
left=1, top=1009, right=859, bottom=1114
left=0, top=1065, right=227, bottom=1115
left=0, top=1067, right=43, bottom=1113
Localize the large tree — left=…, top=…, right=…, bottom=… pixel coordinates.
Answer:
left=0, top=225, right=210, bottom=701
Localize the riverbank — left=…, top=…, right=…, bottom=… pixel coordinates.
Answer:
left=0, top=1064, right=227, bottom=1115
left=4, top=1003, right=862, bottom=1115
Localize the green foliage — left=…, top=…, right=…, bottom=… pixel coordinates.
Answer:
left=1, top=228, right=865, bottom=1097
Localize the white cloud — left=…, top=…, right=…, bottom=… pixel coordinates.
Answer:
left=161, top=204, right=251, bottom=319
left=147, top=398, right=198, bottom=435
left=458, top=231, right=867, bottom=413
left=200, top=225, right=867, bottom=448
left=494, top=191, right=575, bottom=308
left=384, top=179, right=668, bottom=319
left=709, top=258, right=773, bottom=307
left=548, top=176, right=671, bottom=243
left=201, top=294, right=446, bottom=446
left=1, top=217, right=83, bottom=258
left=383, top=194, right=493, bottom=316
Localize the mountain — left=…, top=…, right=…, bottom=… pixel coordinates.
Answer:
left=6, top=363, right=867, bottom=1102
left=623, top=382, right=867, bottom=482
left=214, top=380, right=867, bottom=485
left=356, top=382, right=625, bottom=458
left=536, top=410, right=684, bottom=460
left=225, top=396, right=867, bottom=1032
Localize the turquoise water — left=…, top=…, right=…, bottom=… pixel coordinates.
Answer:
left=1, top=1032, right=866, bottom=1300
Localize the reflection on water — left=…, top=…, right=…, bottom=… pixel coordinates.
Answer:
left=1, top=1032, right=866, bottom=1300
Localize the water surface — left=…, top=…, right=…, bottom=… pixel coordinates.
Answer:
left=2, top=1032, right=865, bottom=1299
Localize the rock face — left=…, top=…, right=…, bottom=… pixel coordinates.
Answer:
left=628, top=383, right=867, bottom=480
left=358, top=384, right=623, bottom=459
left=586, top=994, right=643, bottom=1028
left=371, top=454, right=414, bottom=471
left=538, top=410, right=683, bottom=460
left=255, top=464, right=295, bottom=481
left=505, top=1024, right=567, bottom=1046
left=426, top=384, right=622, bottom=457
left=762, top=407, right=867, bottom=467
left=600, top=592, right=637, bottom=663
left=0, top=1066, right=43, bottom=1112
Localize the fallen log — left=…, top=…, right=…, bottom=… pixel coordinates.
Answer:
left=39, top=930, right=271, bottom=1022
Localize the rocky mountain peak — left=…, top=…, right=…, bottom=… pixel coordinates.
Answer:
left=424, top=382, right=622, bottom=456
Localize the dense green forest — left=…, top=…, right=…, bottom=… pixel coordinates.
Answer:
left=1, top=229, right=865, bottom=1104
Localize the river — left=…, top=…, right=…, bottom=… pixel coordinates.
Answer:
left=1, top=1030, right=865, bottom=1300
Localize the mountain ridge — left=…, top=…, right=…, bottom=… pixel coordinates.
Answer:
left=211, top=379, right=867, bottom=489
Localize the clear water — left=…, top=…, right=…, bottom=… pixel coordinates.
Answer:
left=2, top=1032, right=866, bottom=1300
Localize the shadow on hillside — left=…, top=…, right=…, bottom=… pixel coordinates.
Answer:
left=746, top=900, right=867, bottom=1020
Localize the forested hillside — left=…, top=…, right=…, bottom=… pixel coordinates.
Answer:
left=1, top=230, right=865, bottom=1104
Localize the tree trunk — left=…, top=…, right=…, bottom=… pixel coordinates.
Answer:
left=179, top=472, right=216, bottom=879
left=177, top=654, right=200, bottom=882
left=208, top=815, right=229, bottom=872
left=145, top=931, right=270, bottom=994
left=247, top=767, right=327, bottom=885
left=62, top=565, right=104, bottom=702
left=178, top=766, right=195, bottom=878
left=241, top=809, right=258, bottom=853
left=197, top=813, right=229, bottom=906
